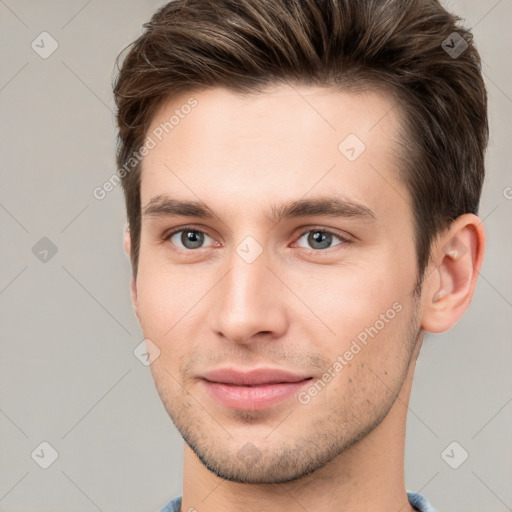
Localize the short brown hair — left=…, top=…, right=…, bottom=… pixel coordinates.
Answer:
left=113, top=0, right=488, bottom=284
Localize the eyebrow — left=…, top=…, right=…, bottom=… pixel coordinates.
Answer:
left=142, top=194, right=376, bottom=223
left=269, top=196, right=376, bottom=223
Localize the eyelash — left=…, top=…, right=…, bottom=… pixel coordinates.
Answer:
left=162, top=225, right=352, bottom=253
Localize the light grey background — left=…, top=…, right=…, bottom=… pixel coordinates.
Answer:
left=0, top=0, right=510, bottom=511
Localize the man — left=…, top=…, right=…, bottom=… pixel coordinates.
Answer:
left=113, top=0, right=488, bottom=510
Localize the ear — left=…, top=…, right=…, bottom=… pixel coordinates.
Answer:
left=123, top=226, right=139, bottom=320
left=420, top=213, right=486, bottom=333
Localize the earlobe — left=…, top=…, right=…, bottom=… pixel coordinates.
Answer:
left=124, top=226, right=140, bottom=320
left=124, top=225, right=131, bottom=257
left=421, top=214, right=485, bottom=333
left=130, top=276, right=139, bottom=320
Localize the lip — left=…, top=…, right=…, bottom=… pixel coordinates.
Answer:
left=199, top=368, right=312, bottom=410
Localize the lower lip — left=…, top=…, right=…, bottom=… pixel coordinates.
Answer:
left=201, top=379, right=311, bottom=410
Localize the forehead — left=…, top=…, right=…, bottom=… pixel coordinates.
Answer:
left=140, top=84, right=408, bottom=222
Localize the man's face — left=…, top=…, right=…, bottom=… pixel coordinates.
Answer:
left=132, top=85, right=423, bottom=483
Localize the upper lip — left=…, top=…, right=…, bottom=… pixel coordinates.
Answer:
left=200, top=368, right=312, bottom=386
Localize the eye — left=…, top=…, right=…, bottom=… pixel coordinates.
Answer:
left=163, top=226, right=349, bottom=252
left=166, top=228, right=215, bottom=250
left=295, top=229, right=346, bottom=250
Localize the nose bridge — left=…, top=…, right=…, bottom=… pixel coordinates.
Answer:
left=209, top=241, right=287, bottom=343
left=227, top=248, right=268, bottom=310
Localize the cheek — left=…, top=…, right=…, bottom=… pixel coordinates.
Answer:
left=311, top=298, right=418, bottom=415
left=135, top=247, right=219, bottom=373
left=135, top=247, right=190, bottom=339
left=290, top=259, right=414, bottom=351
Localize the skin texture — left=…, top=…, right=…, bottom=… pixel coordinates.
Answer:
left=124, top=84, right=485, bottom=512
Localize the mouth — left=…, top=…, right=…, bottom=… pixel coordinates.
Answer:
left=199, top=368, right=313, bottom=411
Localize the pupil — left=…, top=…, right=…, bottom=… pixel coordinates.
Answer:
left=309, top=231, right=330, bottom=249
left=183, top=230, right=203, bottom=249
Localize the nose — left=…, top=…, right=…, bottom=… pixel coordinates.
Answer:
left=208, top=246, right=289, bottom=345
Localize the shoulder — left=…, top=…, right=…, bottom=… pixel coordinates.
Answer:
left=158, top=496, right=182, bottom=512
left=407, top=491, right=436, bottom=512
